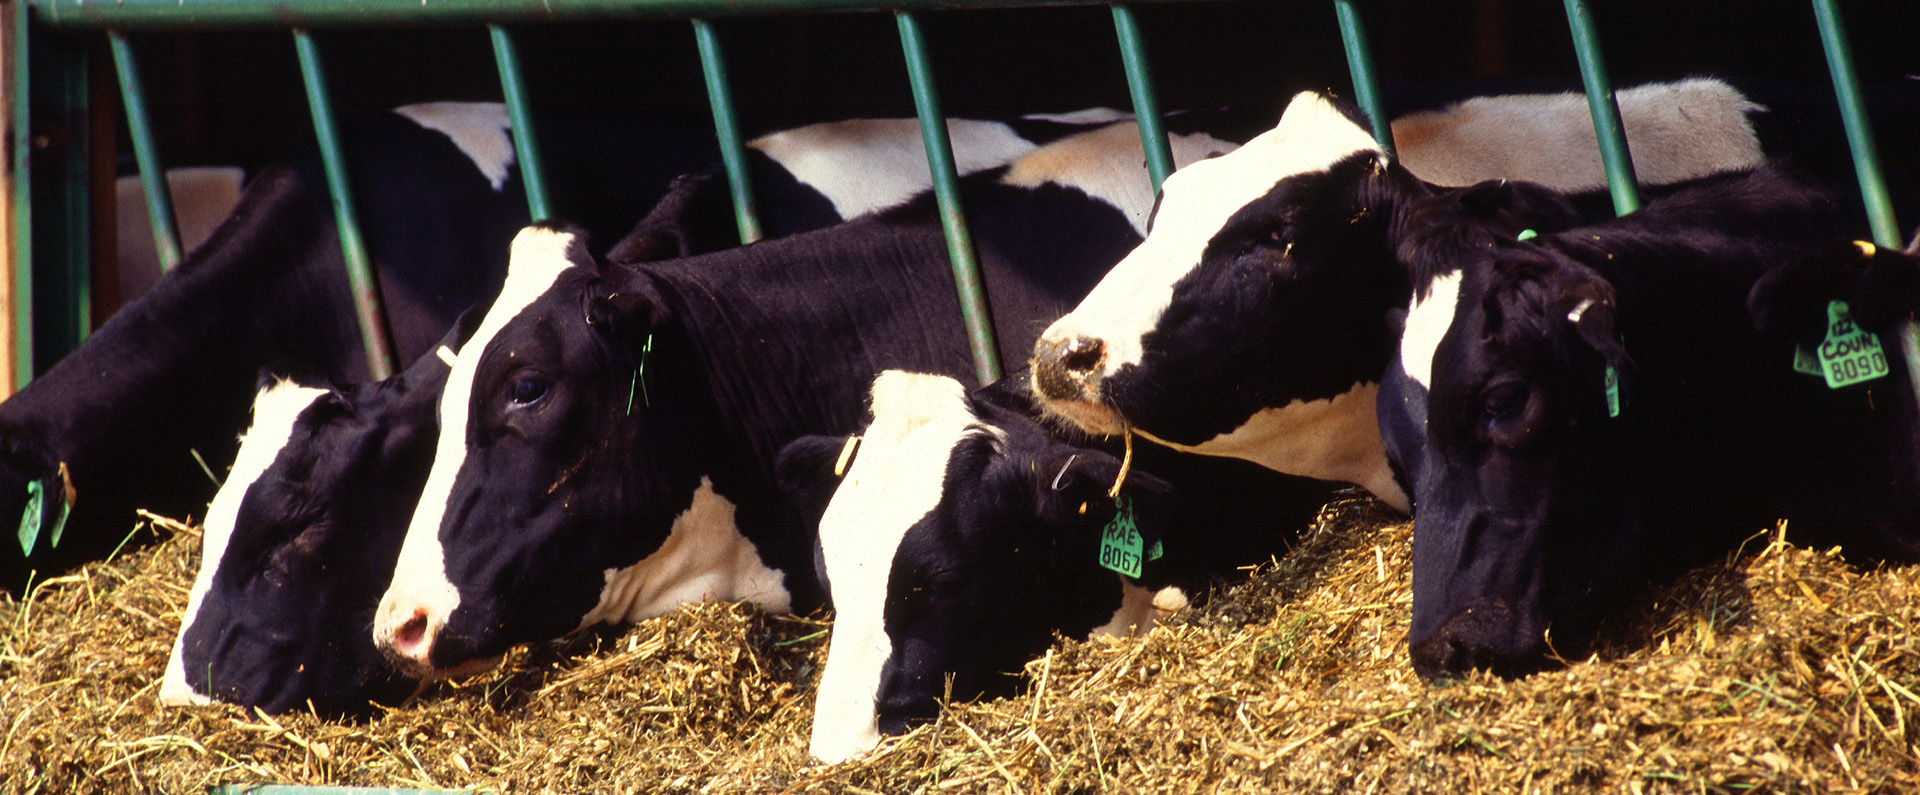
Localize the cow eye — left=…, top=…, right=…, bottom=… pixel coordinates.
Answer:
left=1253, top=228, right=1291, bottom=252
left=1482, top=383, right=1527, bottom=420
left=506, top=374, right=551, bottom=407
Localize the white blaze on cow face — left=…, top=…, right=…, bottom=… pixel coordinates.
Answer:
left=576, top=476, right=790, bottom=628
left=1000, top=122, right=1239, bottom=235
left=750, top=118, right=1038, bottom=220
left=393, top=102, right=516, bottom=191
left=1401, top=270, right=1465, bottom=391
left=809, top=371, right=981, bottom=764
left=1038, top=92, right=1387, bottom=385
left=373, top=226, right=579, bottom=669
left=161, top=380, right=328, bottom=706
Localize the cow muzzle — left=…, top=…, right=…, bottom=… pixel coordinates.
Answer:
left=1408, top=602, right=1550, bottom=680
left=373, top=603, right=442, bottom=679
left=1030, top=335, right=1127, bottom=435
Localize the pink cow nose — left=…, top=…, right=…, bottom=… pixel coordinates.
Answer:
left=1032, top=334, right=1107, bottom=401
left=376, top=606, right=437, bottom=673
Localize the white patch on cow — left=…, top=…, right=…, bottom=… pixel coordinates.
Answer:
left=160, top=380, right=328, bottom=707
left=749, top=118, right=1037, bottom=220
left=1039, top=92, right=1386, bottom=375
left=374, top=226, right=578, bottom=664
left=1137, top=381, right=1411, bottom=513
left=1401, top=270, right=1464, bottom=391
left=1001, top=122, right=1240, bottom=235
left=393, top=102, right=516, bottom=191
left=1391, top=77, right=1763, bottom=190
left=1020, top=107, right=1134, bottom=125
left=1088, top=580, right=1167, bottom=638
left=575, top=476, right=790, bottom=628
left=809, top=371, right=982, bottom=764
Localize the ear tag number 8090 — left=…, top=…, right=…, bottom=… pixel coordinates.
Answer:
left=1816, top=300, right=1889, bottom=389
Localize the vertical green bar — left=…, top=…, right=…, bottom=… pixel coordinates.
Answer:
left=896, top=11, right=1000, bottom=386
left=1810, top=0, right=1899, bottom=249
left=1809, top=0, right=1918, bottom=417
left=1109, top=4, right=1173, bottom=192
left=108, top=30, right=182, bottom=271
left=489, top=25, right=551, bottom=221
left=293, top=29, right=396, bottom=380
left=25, top=24, right=90, bottom=371
left=10, top=0, right=33, bottom=389
left=1560, top=0, right=1639, bottom=215
left=692, top=19, right=760, bottom=245
left=1332, top=0, right=1394, bottom=155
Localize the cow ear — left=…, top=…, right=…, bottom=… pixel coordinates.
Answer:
left=1037, top=449, right=1173, bottom=516
left=1560, top=284, right=1635, bottom=404
left=605, top=166, right=736, bottom=265
left=584, top=269, right=672, bottom=348
left=776, top=435, right=857, bottom=529
left=1750, top=240, right=1920, bottom=345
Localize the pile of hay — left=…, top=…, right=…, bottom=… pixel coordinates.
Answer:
left=5, top=497, right=1919, bottom=793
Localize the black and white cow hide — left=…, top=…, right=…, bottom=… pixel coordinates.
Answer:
left=778, top=371, right=1336, bottom=763
left=158, top=308, right=486, bottom=714
left=1384, top=163, right=1920, bottom=678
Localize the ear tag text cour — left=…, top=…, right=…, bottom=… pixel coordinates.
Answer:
left=1098, top=495, right=1145, bottom=579
left=1816, top=300, right=1888, bottom=389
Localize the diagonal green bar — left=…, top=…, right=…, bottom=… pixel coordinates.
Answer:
left=10, top=0, right=33, bottom=389
left=692, top=18, right=761, bottom=245
left=1110, top=4, right=1173, bottom=192
left=1809, top=0, right=1919, bottom=418
left=109, top=30, right=183, bottom=271
left=294, top=29, right=397, bottom=380
left=1332, top=0, right=1393, bottom=155
left=490, top=24, right=551, bottom=221
left=1560, top=0, right=1639, bottom=216
left=896, top=10, right=1000, bottom=386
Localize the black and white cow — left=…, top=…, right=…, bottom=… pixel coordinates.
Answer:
left=367, top=119, right=1242, bottom=679
left=1387, top=166, right=1920, bottom=678
left=0, top=103, right=1094, bottom=595
left=778, top=371, right=1336, bottom=763
left=1027, top=87, right=1766, bottom=510
left=158, top=308, right=487, bottom=714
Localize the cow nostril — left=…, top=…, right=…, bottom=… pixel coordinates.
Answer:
left=386, top=609, right=432, bottom=660
left=1059, top=336, right=1105, bottom=375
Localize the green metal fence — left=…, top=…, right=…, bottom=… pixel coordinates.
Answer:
left=6, top=0, right=1907, bottom=396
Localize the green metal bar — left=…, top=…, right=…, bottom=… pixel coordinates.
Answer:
left=10, top=0, right=33, bottom=389
left=26, top=22, right=91, bottom=372
left=1809, top=0, right=1919, bottom=418
left=1560, top=0, right=1639, bottom=215
left=896, top=10, right=1000, bottom=386
left=1810, top=0, right=1899, bottom=249
left=488, top=24, right=551, bottom=220
left=33, top=0, right=1189, bottom=29
left=1109, top=4, right=1173, bottom=192
left=1332, top=0, right=1393, bottom=155
left=108, top=30, right=182, bottom=271
left=691, top=18, right=761, bottom=244
left=293, top=29, right=397, bottom=380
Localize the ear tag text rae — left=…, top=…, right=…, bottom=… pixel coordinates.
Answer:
left=1816, top=300, right=1889, bottom=389
left=1098, top=495, right=1145, bottom=579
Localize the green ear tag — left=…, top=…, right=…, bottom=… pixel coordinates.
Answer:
left=46, top=487, right=69, bottom=549
left=1098, top=496, right=1144, bottom=579
left=1792, top=345, right=1824, bottom=376
left=1603, top=366, right=1622, bottom=418
left=1146, top=539, right=1164, bottom=562
left=1516, top=229, right=1539, bottom=241
left=1817, top=300, right=1890, bottom=389
left=16, top=480, right=44, bottom=556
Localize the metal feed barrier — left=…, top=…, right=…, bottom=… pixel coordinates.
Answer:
left=3, top=0, right=1909, bottom=399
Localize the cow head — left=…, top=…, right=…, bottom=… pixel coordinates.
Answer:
left=374, top=223, right=765, bottom=679
left=1395, top=248, right=1636, bottom=678
left=161, top=307, right=480, bottom=714
left=1030, top=92, right=1583, bottom=510
left=781, top=372, right=1173, bottom=762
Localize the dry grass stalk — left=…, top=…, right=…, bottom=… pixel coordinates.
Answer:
left=4, top=499, right=1919, bottom=793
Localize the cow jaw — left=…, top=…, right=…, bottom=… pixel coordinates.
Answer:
left=374, top=225, right=579, bottom=678
left=1032, top=91, right=1387, bottom=437
left=810, top=372, right=977, bottom=764
left=1134, top=381, right=1409, bottom=512
left=578, top=476, right=790, bottom=628
left=161, top=379, right=328, bottom=707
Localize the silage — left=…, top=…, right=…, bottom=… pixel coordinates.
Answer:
left=3, top=496, right=1917, bottom=793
